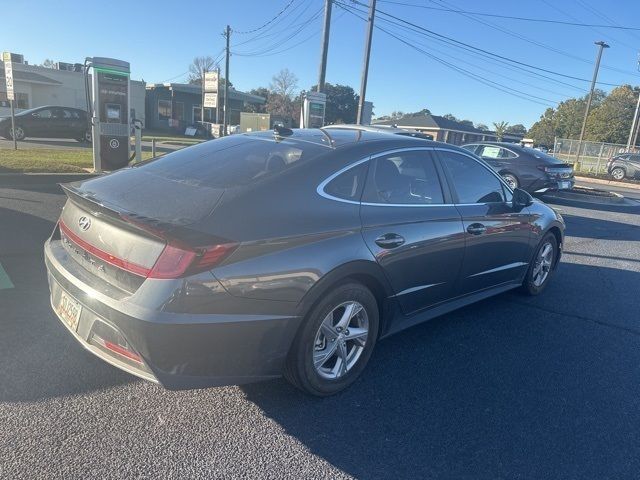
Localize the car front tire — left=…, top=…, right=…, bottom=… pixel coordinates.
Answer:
left=610, top=167, right=625, bottom=181
left=520, top=233, right=558, bottom=296
left=8, top=125, right=26, bottom=141
left=285, top=282, right=379, bottom=396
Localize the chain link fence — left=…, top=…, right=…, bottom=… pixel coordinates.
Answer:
left=553, top=138, right=635, bottom=175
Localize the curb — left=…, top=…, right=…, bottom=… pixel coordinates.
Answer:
left=544, top=188, right=624, bottom=205
left=575, top=175, right=640, bottom=191
left=0, top=172, right=97, bottom=187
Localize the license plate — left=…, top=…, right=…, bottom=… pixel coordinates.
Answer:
left=558, top=181, right=571, bottom=190
left=57, top=291, right=82, bottom=331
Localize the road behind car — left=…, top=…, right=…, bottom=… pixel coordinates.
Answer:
left=1, top=180, right=639, bottom=479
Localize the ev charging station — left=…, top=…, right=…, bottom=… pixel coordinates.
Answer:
left=300, top=91, right=327, bottom=128
left=85, top=57, right=131, bottom=172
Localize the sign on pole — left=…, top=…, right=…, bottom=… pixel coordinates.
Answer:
left=203, top=92, right=218, bottom=108
left=3, top=51, right=17, bottom=149
left=2, top=52, right=15, bottom=101
left=204, top=71, right=219, bottom=92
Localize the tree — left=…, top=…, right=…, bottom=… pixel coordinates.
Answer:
left=475, top=123, right=489, bottom=131
left=506, top=123, right=527, bottom=136
left=527, top=108, right=556, bottom=146
left=442, top=113, right=459, bottom=122
left=493, top=121, right=509, bottom=141
left=265, top=69, right=299, bottom=118
left=245, top=87, right=270, bottom=113
left=188, top=56, right=220, bottom=85
left=39, top=58, right=55, bottom=68
left=309, top=83, right=359, bottom=124
left=586, top=85, right=638, bottom=144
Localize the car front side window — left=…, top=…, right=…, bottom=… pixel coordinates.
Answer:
left=363, top=150, right=444, bottom=205
left=438, top=150, right=507, bottom=204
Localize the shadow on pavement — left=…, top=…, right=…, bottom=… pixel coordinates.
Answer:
left=242, top=262, right=640, bottom=479
left=561, top=213, right=640, bottom=241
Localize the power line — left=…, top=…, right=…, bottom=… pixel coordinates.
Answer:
left=232, top=0, right=297, bottom=34
left=343, top=0, right=626, bottom=87
left=376, top=0, right=640, bottom=31
left=336, top=2, right=558, bottom=107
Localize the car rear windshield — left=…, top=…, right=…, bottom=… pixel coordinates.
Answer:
left=137, top=134, right=327, bottom=188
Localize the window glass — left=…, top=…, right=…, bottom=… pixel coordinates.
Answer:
left=324, top=163, right=368, bottom=201
left=461, top=144, right=478, bottom=154
left=364, top=151, right=444, bottom=205
left=439, top=151, right=506, bottom=204
left=139, top=135, right=326, bottom=188
left=158, top=100, right=171, bottom=121
left=501, top=148, right=518, bottom=159
left=478, top=145, right=501, bottom=158
left=33, top=108, right=52, bottom=119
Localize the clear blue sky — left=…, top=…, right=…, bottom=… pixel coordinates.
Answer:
left=3, top=0, right=640, bottom=128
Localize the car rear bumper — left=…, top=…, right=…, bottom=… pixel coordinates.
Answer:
left=44, top=239, right=302, bottom=390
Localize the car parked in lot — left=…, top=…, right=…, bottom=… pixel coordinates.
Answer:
left=0, top=105, right=91, bottom=142
left=44, top=128, right=564, bottom=396
left=607, top=152, right=640, bottom=181
left=462, top=142, right=574, bottom=193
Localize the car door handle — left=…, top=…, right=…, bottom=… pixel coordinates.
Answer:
left=466, top=223, right=487, bottom=235
left=375, top=233, right=405, bottom=249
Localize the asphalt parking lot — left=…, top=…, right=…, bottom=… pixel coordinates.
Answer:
left=1, top=180, right=639, bottom=479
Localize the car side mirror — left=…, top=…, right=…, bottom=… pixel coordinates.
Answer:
left=512, top=187, right=533, bottom=207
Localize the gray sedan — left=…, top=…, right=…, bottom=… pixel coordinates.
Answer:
left=45, top=128, right=564, bottom=396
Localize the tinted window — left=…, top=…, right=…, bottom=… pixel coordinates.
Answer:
left=462, top=144, right=479, bottom=154
left=478, top=145, right=502, bottom=158
left=439, top=151, right=506, bottom=204
left=33, top=109, right=52, bottom=119
left=502, top=148, right=518, bottom=159
left=364, top=150, right=444, bottom=205
left=139, top=135, right=327, bottom=188
left=324, top=162, right=368, bottom=201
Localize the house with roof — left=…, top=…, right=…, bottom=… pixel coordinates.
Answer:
left=373, top=113, right=523, bottom=145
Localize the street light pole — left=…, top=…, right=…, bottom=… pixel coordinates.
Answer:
left=577, top=41, right=609, bottom=163
left=356, top=0, right=376, bottom=125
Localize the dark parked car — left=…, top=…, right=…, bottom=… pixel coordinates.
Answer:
left=44, top=129, right=564, bottom=396
left=462, top=142, right=574, bottom=193
left=0, top=105, right=90, bottom=142
left=607, top=152, right=640, bottom=181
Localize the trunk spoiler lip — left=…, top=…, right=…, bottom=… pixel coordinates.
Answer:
left=59, top=183, right=231, bottom=248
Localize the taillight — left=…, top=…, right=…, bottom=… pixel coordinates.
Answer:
left=148, top=242, right=237, bottom=279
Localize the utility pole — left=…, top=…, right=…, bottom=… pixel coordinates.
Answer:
left=317, top=0, right=333, bottom=92
left=356, top=0, right=376, bottom=125
left=577, top=41, right=609, bottom=162
left=223, top=25, right=231, bottom=136
left=626, top=55, right=640, bottom=152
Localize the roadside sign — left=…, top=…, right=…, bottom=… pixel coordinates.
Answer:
left=204, top=71, right=218, bottom=92
left=3, top=51, right=15, bottom=100
left=203, top=92, right=218, bottom=108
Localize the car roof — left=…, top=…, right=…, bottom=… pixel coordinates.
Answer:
left=244, top=127, right=437, bottom=149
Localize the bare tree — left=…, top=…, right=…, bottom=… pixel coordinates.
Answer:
left=188, top=56, right=218, bottom=85
left=266, top=69, right=299, bottom=118
left=40, top=58, right=55, bottom=68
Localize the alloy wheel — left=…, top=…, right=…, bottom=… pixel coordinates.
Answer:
left=611, top=168, right=625, bottom=181
left=502, top=174, right=518, bottom=189
left=312, top=301, right=369, bottom=380
left=532, top=241, right=554, bottom=287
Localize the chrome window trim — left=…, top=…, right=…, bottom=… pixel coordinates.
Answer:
left=316, top=146, right=513, bottom=207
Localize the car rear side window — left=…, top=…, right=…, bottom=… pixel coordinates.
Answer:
left=363, top=150, right=444, bottom=205
left=138, top=135, right=327, bottom=188
left=439, top=151, right=506, bottom=204
left=324, top=162, right=368, bottom=201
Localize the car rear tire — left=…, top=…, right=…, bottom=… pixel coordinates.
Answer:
left=611, top=167, right=625, bottom=181
left=284, top=282, right=379, bottom=396
left=502, top=173, right=519, bottom=189
left=520, top=233, right=558, bottom=296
